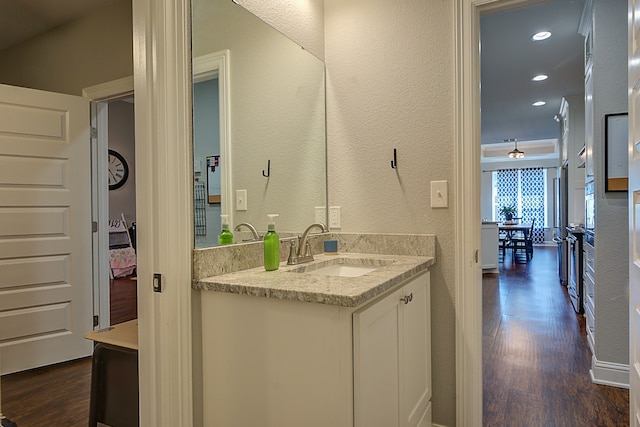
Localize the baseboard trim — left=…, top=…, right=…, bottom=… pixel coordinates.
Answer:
left=590, top=355, right=630, bottom=389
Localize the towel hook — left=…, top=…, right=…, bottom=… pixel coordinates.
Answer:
left=262, top=159, right=271, bottom=177
left=391, top=149, right=397, bottom=169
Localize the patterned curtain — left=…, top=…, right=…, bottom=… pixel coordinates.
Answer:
left=496, top=168, right=545, bottom=244
left=520, top=168, right=545, bottom=244
left=496, top=169, right=518, bottom=220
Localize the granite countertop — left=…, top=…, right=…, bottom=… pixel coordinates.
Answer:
left=194, top=252, right=435, bottom=307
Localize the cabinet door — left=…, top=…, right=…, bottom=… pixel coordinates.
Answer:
left=481, top=224, right=498, bottom=269
left=353, top=288, right=401, bottom=427
left=400, top=273, right=431, bottom=427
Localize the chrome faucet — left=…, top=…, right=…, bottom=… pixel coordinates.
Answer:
left=287, top=222, right=328, bottom=265
left=234, top=222, right=261, bottom=241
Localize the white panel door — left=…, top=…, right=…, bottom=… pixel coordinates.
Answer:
left=629, top=0, right=640, bottom=424
left=0, top=84, right=93, bottom=374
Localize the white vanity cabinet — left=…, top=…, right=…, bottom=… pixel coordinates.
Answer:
left=481, top=222, right=499, bottom=271
left=198, top=268, right=431, bottom=427
left=354, top=272, right=431, bottom=427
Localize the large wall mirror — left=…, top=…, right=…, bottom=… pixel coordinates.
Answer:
left=192, top=0, right=327, bottom=248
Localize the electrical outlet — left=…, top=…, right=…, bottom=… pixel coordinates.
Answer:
left=329, top=206, right=341, bottom=228
left=236, top=189, right=247, bottom=211
left=315, top=206, right=326, bottom=224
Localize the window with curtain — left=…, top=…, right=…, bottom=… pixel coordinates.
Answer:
left=493, top=168, right=546, bottom=244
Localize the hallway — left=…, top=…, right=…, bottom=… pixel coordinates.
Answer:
left=483, top=246, right=629, bottom=426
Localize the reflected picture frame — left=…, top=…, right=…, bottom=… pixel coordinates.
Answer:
left=604, top=112, right=628, bottom=192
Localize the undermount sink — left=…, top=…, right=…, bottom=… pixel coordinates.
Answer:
left=288, top=257, right=393, bottom=278
left=306, top=264, right=377, bottom=277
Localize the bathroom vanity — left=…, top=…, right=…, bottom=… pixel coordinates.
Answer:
left=194, top=245, right=435, bottom=427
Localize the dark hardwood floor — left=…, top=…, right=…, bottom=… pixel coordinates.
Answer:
left=484, top=246, right=629, bottom=426
left=2, top=358, right=91, bottom=427
left=1, top=277, right=137, bottom=426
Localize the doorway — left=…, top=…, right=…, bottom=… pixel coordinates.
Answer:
left=474, top=0, right=588, bottom=422
left=83, top=77, right=137, bottom=330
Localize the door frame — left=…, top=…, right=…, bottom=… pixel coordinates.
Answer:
left=83, top=76, right=135, bottom=330
left=193, top=50, right=233, bottom=228
left=455, top=0, right=547, bottom=425
left=133, top=0, right=194, bottom=424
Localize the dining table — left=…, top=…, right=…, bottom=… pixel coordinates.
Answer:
left=498, top=222, right=533, bottom=239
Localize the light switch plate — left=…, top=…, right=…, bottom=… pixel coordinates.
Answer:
left=315, top=206, right=327, bottom=224
left=329, top=206, right=341, bottom=228
left=236, top=189, right=247, bottom=211
left=430, top=180, right=448, bottom=208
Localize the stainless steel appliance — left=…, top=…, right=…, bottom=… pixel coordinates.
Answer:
left=566, top=227, right=584, bottom=314
left=554, top=165, right=569, bottom=285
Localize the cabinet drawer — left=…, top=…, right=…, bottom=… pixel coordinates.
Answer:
left=585, top=293, right=595, bottom=314
left=585, top=298, right=595, bottom=354
left=584, top=270, right=595, bottom=299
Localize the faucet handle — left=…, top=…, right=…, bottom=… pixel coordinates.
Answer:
left=304, top=241, right=312, bottom=257
left=287, top=239, right=298, bottom=264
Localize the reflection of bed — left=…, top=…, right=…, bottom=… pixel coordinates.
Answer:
left=109, top=214, right=136, bottom=278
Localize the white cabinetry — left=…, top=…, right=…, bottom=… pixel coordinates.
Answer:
left=584, top=65, right=594, bottom=181
left=558, top=96, right=586, bottom=224
left=584, top=240, right=595, bottom=352
left=354, top=273, right=431, bottom=427
left=481, top=222, right=499, bottom=271
left=578, top=0, right=629, bottom=387
left=199, top=270, right=432, bottom=427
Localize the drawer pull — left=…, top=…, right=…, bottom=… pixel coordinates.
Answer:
left=401, top=293, right=413, bottom=304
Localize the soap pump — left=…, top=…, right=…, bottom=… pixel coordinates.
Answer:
left=218, top=214, right=234, bottom=245
left=263, top=214, right=280, bottom=271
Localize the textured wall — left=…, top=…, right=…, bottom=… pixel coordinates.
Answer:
left=591, top=0, right=629, bottom=365
left=324, top=0, right=456, bottom=424
left=0, top=0, right=132, bottom=96
left=238, top=0, right=324, bottom=60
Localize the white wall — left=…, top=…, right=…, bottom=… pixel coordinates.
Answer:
left=108, top=100, right=137, bottom=227
left=238, top=0, right=324, bottom=60
left=590, top=0, right=628, bottom=366
left=0, top=0, right=132, bottom=96
left=324, top=0, right=455, bottom=424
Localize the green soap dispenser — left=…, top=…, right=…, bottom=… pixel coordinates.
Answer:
left=218, top=214, right=234, bottom=245
left=263, top=214, right=280, bottom=271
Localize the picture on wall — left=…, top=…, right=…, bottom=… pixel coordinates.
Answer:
left=605, top=113, right=628, bottom=192
left=206, top=155, right=221, bottom=204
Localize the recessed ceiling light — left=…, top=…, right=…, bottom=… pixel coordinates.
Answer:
left=532, top=74, right=548, bottom=81
left=532, top=31, right=551, bottom=41
left=532, top=101, right=546, bottom=107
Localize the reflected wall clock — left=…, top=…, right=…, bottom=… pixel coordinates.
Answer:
left=108, top=149, right=129, bottom=190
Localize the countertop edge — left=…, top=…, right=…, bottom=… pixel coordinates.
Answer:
left=193, top=255, right=435, bottom=307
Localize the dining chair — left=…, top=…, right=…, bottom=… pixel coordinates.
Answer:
left=511, top=219, right=535, bottom=262
left=498, top=229, right=511, bottom=262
